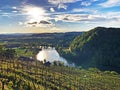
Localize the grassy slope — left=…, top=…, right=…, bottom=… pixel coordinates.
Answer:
left=15, top=48, right=33, bottom=57
left=0, top=59, right=120, bottom=90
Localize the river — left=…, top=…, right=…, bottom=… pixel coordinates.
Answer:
left=36, top=47, right=68, bottom=65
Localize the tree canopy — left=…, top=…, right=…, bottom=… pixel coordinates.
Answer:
left=68, top=27, right=120, bottom=72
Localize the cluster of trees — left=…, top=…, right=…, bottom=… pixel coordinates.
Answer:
left=62, top=27, right=120, bottom=72
left=0, top=45, right=16, bottom=60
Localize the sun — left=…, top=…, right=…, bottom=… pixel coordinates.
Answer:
left=23, top=6, right=46, bottom=21
left=27, top=7, right=45, bottom=18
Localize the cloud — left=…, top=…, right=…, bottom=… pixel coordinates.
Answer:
left=48, top=0, right=81, bottom=4
left=80, top=0, right=99, bottom=7
left=39, top=20, right=51, bottom=24
left=81, top=1, right=92, bottom=6
left=18, top=22, right=23, bottom=25
left=55, top=14, right=88, bottom=22
left=12, top=6, right=17, bottom=10
left=0, top=6, right=20, bottom=15
left=72, top=8, right=98, bottom=13
left=58, top=3, right=67, bottom=10
left=13, top=5, right=56, bottom=29
left=54, top=13, right=120, bottom=23
left=1, top=13, right=10, bottom=17
left=27, top=21, right=37, bottom=25
left=48, top=0, right=81, bottom=9
left=20, top=5, right=54, bottom=27
left=50, top=7, right=55, bottom=12
left=100, top=0, right=120, bottom=7
left=25, top=20, right=54, bottom=28
left=48, top=0, right=95, bottom=12
left=22, top=5, right=46, bottom=16
left=12, top=11, right=18, bottom=13
left=91, top=0, right=98, bottom=2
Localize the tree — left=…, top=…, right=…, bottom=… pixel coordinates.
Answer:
left=4, top=49, right=16, bottom=60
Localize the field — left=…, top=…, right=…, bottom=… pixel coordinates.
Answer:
left=0, top=59, right=120, bottom=90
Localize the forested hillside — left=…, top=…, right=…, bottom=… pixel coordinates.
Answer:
left=65, top=27, right=120, bottom=72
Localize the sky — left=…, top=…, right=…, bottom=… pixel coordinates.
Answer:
left=0, top=0, right=120, bottom=33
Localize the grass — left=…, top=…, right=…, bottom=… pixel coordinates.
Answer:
left=15, top=48, right=33, bottom=57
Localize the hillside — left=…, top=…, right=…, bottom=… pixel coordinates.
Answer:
left=68, top=27, right=120, bottom=72
left=0, top=58, right=120, bottom=90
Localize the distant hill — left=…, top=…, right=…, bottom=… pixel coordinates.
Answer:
left=0, top=32, right=83, bottom=49
left=68, top=27, right=120, bottom=72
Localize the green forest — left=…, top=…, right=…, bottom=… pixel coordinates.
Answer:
left=61, top=27, right=120, bottom=72
left=0, top=27, right=120, bottom=90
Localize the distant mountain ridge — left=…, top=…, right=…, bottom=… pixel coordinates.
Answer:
left=0, top=32, right=83, bottom=38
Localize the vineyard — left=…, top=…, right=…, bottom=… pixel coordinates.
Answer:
left=0, top=58, right=120, bottom=90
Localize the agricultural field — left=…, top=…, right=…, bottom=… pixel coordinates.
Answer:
left=0, top=59, right=120, bottom=90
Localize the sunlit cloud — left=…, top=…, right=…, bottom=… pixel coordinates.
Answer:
left=54, top=13, right=120, bottom=23
left=50, top=7, right=55, bottom=12
left=22, top=6, right=46, bottom=20
left=12, top=6, right=17, bottom=10
left=18, top=22, right=23, bottom=25
left=20, top=5, right=55, bottom=28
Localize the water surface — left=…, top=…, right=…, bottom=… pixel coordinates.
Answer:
left=36, top=47, right=67, bottom=64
